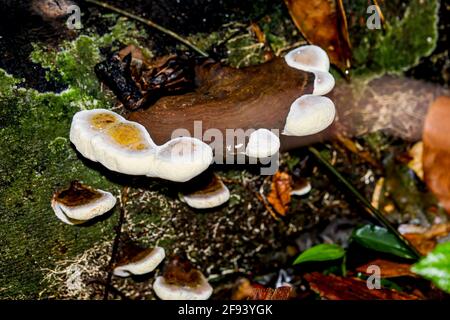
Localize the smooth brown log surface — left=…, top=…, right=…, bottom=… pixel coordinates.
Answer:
left=128, top=58, right=315, bottom=148
left=128, top=58, right=449, bottom=154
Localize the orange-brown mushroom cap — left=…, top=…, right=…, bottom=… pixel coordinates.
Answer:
left=423, top=96, right=450, bottom=214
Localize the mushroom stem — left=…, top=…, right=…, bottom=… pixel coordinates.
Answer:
left=128, top=58, right=448, bottom=155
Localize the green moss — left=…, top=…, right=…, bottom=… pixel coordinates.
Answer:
left=0, top=17, right=153, bottom=299
left=350, top=0, right=439, bottom=77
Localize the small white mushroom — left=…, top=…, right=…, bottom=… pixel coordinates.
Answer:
left=284, top=45, right=335, bottom=96
left=70, top=109, right=213, bottom=182
left=283, top=95, right=336, bottom=137
left=113, top=246, right=165, bottom=277
left=153, top=137, right=214, bottom=182
left=290, top=179, right=312, bottom=196
left=181, top=174, right=230, bottom=209
left=312, top=70, right=335, bottom=96
left=284, top=45, right=330, bottom=73
left=245, top=128, right=280, bottom=158
left=153, top=258, right=213, bottom=300
left=51, top=181, right=116, bottom=225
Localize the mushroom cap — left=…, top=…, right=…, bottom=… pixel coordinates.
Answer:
left=245, top=128, right=280, bottom=158
left=283, top=95, right=336, bottom=137
left=70, top=109, right=157, bottom=175
left=153, top=275, right=213, bottom=300
left=290, top=179, right=311, bottom=196
left=70, top=109, right=213, bottom=182
left=284, top=45, right=330, bottom=73
left=51, top=181, right=116, bottom=225
left=113, top=246, right=165, bottom=277
left=312, top=70, right=335, bottom=96
left=423, top=96, right=450, bottom=213
left=181, top=174, right=230, bottom=209
left=152, top=137, right=213, bottom=182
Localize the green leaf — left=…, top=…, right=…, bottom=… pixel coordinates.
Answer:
left=352, top=225, right=416, bottom=259
left=412, top=242, right=450, bottom=293
left=293, top=244, right=345, bottom=265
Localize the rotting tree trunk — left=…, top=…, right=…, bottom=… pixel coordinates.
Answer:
left=128, top=58, right=449, bottom=152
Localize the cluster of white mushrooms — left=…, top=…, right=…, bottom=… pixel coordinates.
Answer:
left=51, top=44, right=335, bottom=300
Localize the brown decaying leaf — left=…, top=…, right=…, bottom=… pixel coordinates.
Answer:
left=336, top=134, right=379, bottom=167
left=284, top=0, right=352, bottom=72
left=355, top=259, right=415, bottom=278
left=232, top=279, right=294, bottom=300
left=304, top=272, right=421, bottom=300
left=423, top=96, right=450, bottom=214
left=403, top=223, right=450, bottom=255
left=267, top=172, right=292, bottom=216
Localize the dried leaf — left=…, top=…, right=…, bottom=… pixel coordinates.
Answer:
left=232, top=279, right=294, bottom=300
left=284, top=0, right=352, bottom=72
left=408, top=141, right=424, bottom=180
left=423, top=97, right=450, bottom=214
left=267, top=171, right=292, bottom=216
left=403, top=223, right=450, bottom=255
left=336, top=134, right=379, bottom=167
left=355, top=259, right=415, bottom=278
left=304, top=272, right=421, bottom=300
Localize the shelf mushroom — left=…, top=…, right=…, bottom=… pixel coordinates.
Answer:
left=70, top=109, right=213, bottom=182
left=181, top=174, right=230, bottom=209
left=245, top=128, right=280, bottom=159
left=284, top=45, right=335, bottom=96
left=283, top=95, right=336, bottom=137
left=153, top=257, right=213, bottom=300
left=113, top=246, right=165, bottom=277
left=51, top=181, right=116, bottom=225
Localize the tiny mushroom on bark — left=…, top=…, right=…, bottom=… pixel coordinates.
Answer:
left=153, top=257, right=213, bottom=300
left=181, top=174, right=230, bottom=209
left=51, top=181, right=116, bottom=225
left=245, top=128, right=280, bottom=159
left=70, top=109, right=213, bottom=182
left=284, top=45, right=335, bottom=96
left=283, top=95, right=336, bottom=137
left=113, top=246, right=165, bottom=277
left=290, top=178, right=312, bottom=196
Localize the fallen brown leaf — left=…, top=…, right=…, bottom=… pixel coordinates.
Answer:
left=336, top=134, right=379, bottom=167
left=304, top=272, right=421, bottom=300
left=267, top=171, right=292, bottom=216
left=423, top=96, right=450, bottom=214
left=403, top=223, right=450, bottom=255
left=232, top=278, right=294, bottom=300
left=284, top=0, right=352, bottom=73
left=355, top=259, right=415, bottom=278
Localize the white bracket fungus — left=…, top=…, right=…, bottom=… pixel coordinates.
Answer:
left=51, top=181, right=116, bottom=225
left=70, top=109, right=213, bottom=182
left=283, top=95, right=336, bottom=137
left=113, top=246, right=165, bottom=277
left=245, top=128, right=280, bottom=159
left=284, top=45, right=335, bottom=96
left=181, top=174, right=230, bottom=209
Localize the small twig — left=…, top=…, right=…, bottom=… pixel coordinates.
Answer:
left=308, top=146, right=422, bottom=260
left=84, top=0, right=209, bottom=57
left=103, top=186, right=129, bottom=300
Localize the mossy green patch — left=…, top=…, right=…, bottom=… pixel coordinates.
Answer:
left=0, top=17, right=153, bottom=299
left=349, top=0, right=439, bottom=77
